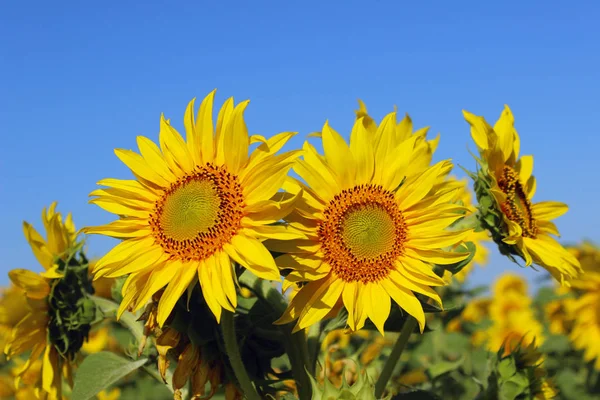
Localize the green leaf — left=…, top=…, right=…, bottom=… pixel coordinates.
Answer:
left=72, top=352, right=149, bottom=400
left=498, top=381, right=524, bottom=400
left=322, top=307, right=349, bottom=333
left=497, top=358, right=517, bottom=380
left=437, top=242, right=476, bottom=275
left=428, top=356, right=465, bottom=379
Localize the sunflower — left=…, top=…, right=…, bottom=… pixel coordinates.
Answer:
left=463, top=106, right=581, bottom=285
left=4, top=203, right=93, bottom=400
left=567, top=272, right=600, bottom=369
left=273, top=103, right=471, bottom=334
left=85, top=91, right=302, bottom=325
left=486, top=310, right=544, bottom=356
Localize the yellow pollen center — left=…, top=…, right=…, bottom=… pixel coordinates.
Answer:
left=150, top=163, right=245, bottom=261
left=318, top=184, right=407, bottom=283
left=498, top=165, right=538, bottom=238
left=159, top=180, right=220, bottom=241
left=342, top=205, right=396, bottom=260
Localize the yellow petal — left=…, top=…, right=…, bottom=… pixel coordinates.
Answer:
left=244, top=189, right=303, bottom=225
left=214, top=96, right=234, bottom=165
left=157, top=260, right=197, bottom=326
left=404, top=247, right=470, bottom=265
left=321, top=121, right=355, bottom=188
left=367, top=284, right=391, bottom=335
left=22, top=222, right=53, bottom=270
left=226, top=235, right=280, bottom=280
left=532, top=201, right=569, bottom=221
left=244, top=131, right=298, bottom=175
left=159, top=115, right=193, bottom=173
left=196, top=90, right=217, bottom=163
left=243, top=158, right=298, bottom=206
left=493, top=105, right=516, bottom=161
left=218, top=251, right=238, bottom=309
left=380, top=279, right=426, bottom=332
left=296, top=276, right=344, bottom=331
left=293, top=159, right=338, bottom=203
left=8, top=269, right=50, bottom=300
left=83, top=220, right=151, bottom=239
left=198, top=261, right=223, bottom=322
left=223, top=100, right=250, bottom=173
left=342, top=281, right=358, bottom=331
left=183, top=97, right=201, bottom=165
left=42, top=345, right=59, bottom=398
left=349, top=118, right=375, bottom=184
left=396, top=161, right=452, bottom=210
left=516, top=155, right=534, bottom=184
left=114, top=149, right=169, bottom=187
left=137, top=136, right=177, bottom=181
left=463, top=110, right=494, bottom=151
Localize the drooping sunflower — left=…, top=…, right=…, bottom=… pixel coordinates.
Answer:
left=273, top=104, right=471, bottom=333
left=4, top=203, right=94, bottom=400
left=85, top=91, right=302, bottom=325
left=463, top=106, right=581, bottom=285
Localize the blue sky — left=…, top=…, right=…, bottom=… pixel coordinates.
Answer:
left=1, top=1, right=598, bottom=290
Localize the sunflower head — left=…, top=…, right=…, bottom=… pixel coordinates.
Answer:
left=5, top=203, right=94, bottom=399
left=85, top=91, right=302, bottom=326
left=463, top=106, right=581, bottom=285
left=274, top=101, right=471, bottom=334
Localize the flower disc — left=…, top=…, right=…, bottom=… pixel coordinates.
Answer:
left=151, top=163, right=244, bottom=261
left=319, top=185, right=407, bottom=283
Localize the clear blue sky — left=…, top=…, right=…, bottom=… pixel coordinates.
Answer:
left=1, top=1, right=598, bottom=290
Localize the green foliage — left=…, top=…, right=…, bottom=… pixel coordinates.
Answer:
left=71, top=352, right=148, bottom=400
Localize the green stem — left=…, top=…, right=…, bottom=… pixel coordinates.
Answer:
left=374, top=316, right=418, bottom=398
left=221, top=310, right=261, bottom=400
left=239, top=271, right=312, bottom=400
left=90, top=295, right=144, bottom=343
left=306, top=322, right=322, bottom=376
left=281, top=325, right=312, bottom=400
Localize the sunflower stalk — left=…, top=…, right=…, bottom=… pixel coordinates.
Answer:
left=374, top=316, right=418, bottom=398
left=90, top=295, right=144, bottom=344
left=221, top=310, right=262, bottom=400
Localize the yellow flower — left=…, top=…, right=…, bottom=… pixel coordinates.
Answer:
left=97, top=388, right=121, bottom=400
left=568, top=272, right=600, bottom=369
left=492, top=273, right=528, bottom=297
left=464, top=106, right=581, bottom=285
left=321, top=329, right=351, bottom=351
left=273, top=102, right=471, bottom=333
left=462, top=298, right=491, bottom=324
left=85, top=91, right=302, bottom=325
left=567, top=241, right=600, bottom=274
left=82, top=326, right=112, bottom=354
left=4, top=203, right=90, bottom=400
left=486, top=310, right=544, bottom=356
left=397, top=369, right=428, bottom=387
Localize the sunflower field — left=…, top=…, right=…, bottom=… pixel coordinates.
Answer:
left=1, top=93, right=598, bottom=400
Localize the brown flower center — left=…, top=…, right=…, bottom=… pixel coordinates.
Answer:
left=318, top=184, right=407, bottom=283
left=498, top=166, right=538, bottom=238
left=150, top=163, right=245, bottom=261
